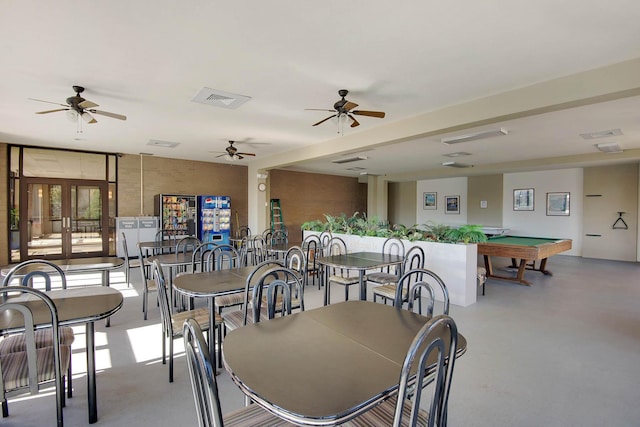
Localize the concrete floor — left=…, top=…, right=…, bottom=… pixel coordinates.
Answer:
left=2, top=254, right=640, bottom=426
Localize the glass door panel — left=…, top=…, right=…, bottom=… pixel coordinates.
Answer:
left=70, top=185, right=104, bottom=254
left=26, top=183, right=63, bottom=257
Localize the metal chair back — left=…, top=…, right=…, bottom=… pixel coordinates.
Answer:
left=2, top=260, right=67, bottom=291
left=395, top=268, right=450, bottom=317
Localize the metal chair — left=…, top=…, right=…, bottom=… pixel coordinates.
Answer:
left=208, top=245, right=247, bottom=321
left=325, top=236, right=359, bottom=302
left=152, top=259, right=222, bottom=382
left=221, top=260, right=284, bottom=332
left=1, top=260, right=75, bottom=395
left=250, top=266, right=305, bottom=321
left=137, top=243, right=158, bottom=320
left=348, top=315, right=459, bottom=427
left=243, top=236, right=266, bottom=266
left=302, top=234, right=322, bottom=288
left=155, top=229, right=176, bottom=253
left=373, top=246, right=425, bottom=305
left=182, top=318, right=294, bottom=427
left=394, top=268, right=450, bottom=317
left=121, top=232, right=140, bottom=287
left=366, top=237, right=406, bottom=290
left=0, top=286, right=72, bottom=427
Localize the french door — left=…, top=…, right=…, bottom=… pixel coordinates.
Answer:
left=22, top=178, right=109, bottom=259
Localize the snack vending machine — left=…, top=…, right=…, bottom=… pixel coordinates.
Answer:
left=154, top=194, right=197, bottom=236
left=197, top=195, right=231, bottom=245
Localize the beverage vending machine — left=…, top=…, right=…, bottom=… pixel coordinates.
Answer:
left=154, top=194, right=196, bottom=236
left=197, top=195, right=231, bottom=245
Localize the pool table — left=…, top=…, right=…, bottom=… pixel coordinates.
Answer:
left=477, top=236, right=572, bottom=285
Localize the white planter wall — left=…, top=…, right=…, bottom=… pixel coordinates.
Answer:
left=304, top=231, right=477, bottom=307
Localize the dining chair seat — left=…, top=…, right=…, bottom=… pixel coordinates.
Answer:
left=0, top=345, right=72, bottom=391
left=366, top=271, right=399, bottom=284
left=170, top=307, right=222, bottom=336
left=214, top=292, right=244, bottom=314
left=222, top=308, right=269, bottom=332
left=372, top=282, right=407, bottom=302
left=0, top=328, right=75, bottom=352
left=347, top=396, right=429, bottom=427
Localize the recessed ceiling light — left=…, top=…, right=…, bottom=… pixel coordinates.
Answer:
left=346, top=167, right=366, bottom=171
left=332, top=156, right=368, bottom=164
left=442, top=161, right=474, bottom=168
left=443, top=152, right=471, bottom=158
left=595, top=142, right=623, bottom=153
left=441, top=128, right=508, bottom=145
left=147, top=140, right=180, bottom=148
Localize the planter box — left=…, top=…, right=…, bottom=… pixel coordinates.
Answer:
left=304, top=231, right=478, bottom=307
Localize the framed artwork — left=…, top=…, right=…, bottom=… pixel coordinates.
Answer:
left=445, top=195, right=460, bottom=214
left=423, top=192, right=437, bottom=210
left=546, top=192, right=570, bottom=216
left=513, top=188, right=534, bottom=211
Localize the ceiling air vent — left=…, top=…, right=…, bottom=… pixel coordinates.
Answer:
left=580, top=128, right=623, bottom=139
left=332, top=156, right=368, bottom=164
left=191, top=87, right=251, bottom=109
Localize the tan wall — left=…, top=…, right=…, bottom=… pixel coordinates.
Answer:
left=388, top=181, right=417, bottom=226
left=117, top=154, right=249, bottom=233
left=269, top=169, right=366, bottom=242
left=0, top=144, right=8, bottom=265
left=467, top=174, right=503, bottom=226
left=583, top=163, right=638, bottom=261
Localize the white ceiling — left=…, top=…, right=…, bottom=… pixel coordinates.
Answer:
left=2, top=1, right=640, bottom=179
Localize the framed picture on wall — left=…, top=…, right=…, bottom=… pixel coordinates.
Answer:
left=445, top=195, right=460, bottom=214
left=513, top=188, right=534, bottom=211
left=546, top=192, right=570, bottom=216
left=423, top=192, right=437, bottom=210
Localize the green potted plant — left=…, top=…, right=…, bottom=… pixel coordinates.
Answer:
left=446, top=224, right=488, bottom=244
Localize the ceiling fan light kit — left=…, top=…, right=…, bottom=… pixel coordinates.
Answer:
left=441, top=128, right=508, bottom=144
left=213, top=141, right=257, bottom=161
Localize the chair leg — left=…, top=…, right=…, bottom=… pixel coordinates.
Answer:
left=169, top=336, right=174, bottom=383
left=2, top=400, right=8, bottom=418
left=162, top=332, right=166, bottom=364
left=345, top=285, right=349, bottom=302
left=217, top=325, right=223, bottom=369
left=67, top=358, right=73, bottom=398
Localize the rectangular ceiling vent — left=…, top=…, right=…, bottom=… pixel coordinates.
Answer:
left=580, top=128, right=623, bottom=140
left=191, top=87, right=251, bottom=109
left=441, top=128, right=508, bottom=145
left=346, top=167, right=366, bottom=171
left=332, top=156, right=368, bottom=164
left=442, top=161, right=473, bottom=168
left=147, top=139, right=180, bottom=148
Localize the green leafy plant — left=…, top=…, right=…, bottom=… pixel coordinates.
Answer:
left=302, top=214, right=487, bottom=244
left=10, top=208, right=19, bottom=230
left=446, top=224, right=488, bottom=243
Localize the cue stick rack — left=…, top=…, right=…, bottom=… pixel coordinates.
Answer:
left=612, top=212, right=628, bottom=230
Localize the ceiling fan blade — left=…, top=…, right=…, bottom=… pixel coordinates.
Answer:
left=350, top=115, right=360, bottom=128
left=237, top=152, right=256, bottom=156
left=236, top=155, right=244, bottom=160
left=79, top=99, right=99, bottom=109
left=351, top=110, right=385, bottom=118
left=214, top=153, right=227, bottom=158
left=343, top=101, right=359, bottom=111
left=35, top=108, right=69, bottom=114
left=313, top=115, right=337, bottom=126
left=89, top=109, right=127, bottom=121
left=305, top=108, right=336, bottom=112
left=29, top=98, right=68, bottom=107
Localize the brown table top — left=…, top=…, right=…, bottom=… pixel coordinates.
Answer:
left=1, top=257, right=124, bottom=277
left=148, top=252, right=193, bottom=267
left=173, top=266, right=257, bottom=298
left=223, top=301, right=466, bottom=426
left=0, top=287, right=123, bottom=330
left=316, top=252, right=403, bottom=270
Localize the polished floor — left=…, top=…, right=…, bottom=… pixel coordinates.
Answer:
left=2, top=254, right=640, bottom=426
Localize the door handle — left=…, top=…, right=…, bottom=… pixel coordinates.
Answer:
left=62, top=217, right=66, bottom=228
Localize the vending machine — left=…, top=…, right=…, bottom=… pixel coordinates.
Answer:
left=197, top=195, right=231, bottom=245
left=154, top=194, right=197, bottom=236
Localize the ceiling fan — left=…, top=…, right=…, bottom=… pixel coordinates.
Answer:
left=213, top=141, right=256, bottom=161
left=306, top=89, right=386, bottom=128
left=30, top=85, right=127, bottom=124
